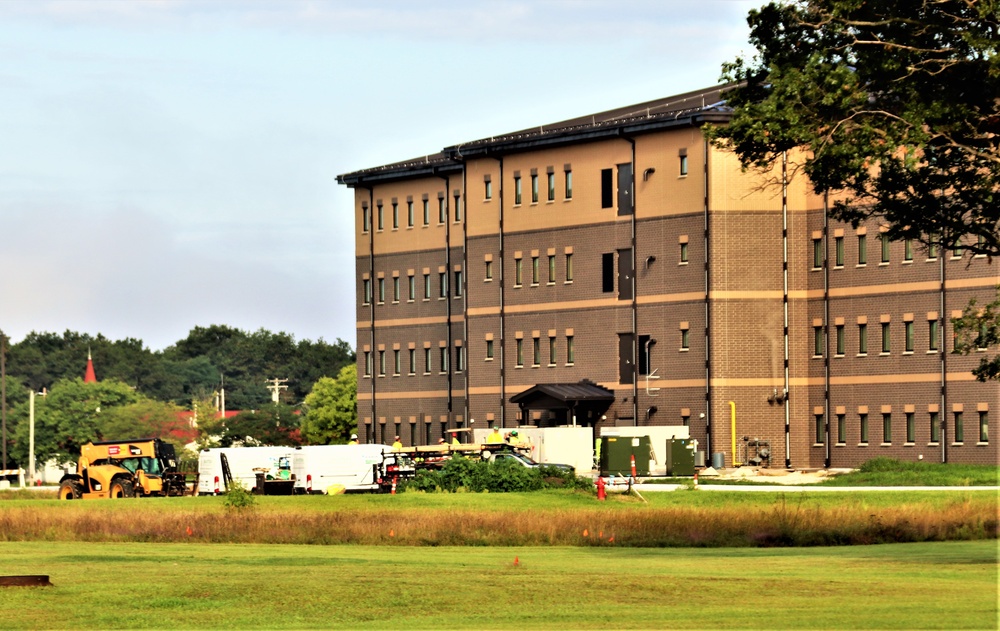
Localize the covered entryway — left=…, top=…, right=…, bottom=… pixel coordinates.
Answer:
left=510, top=379, right=615, bottom=427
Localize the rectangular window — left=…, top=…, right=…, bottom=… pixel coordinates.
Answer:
left=438, top=197, right=446, bottom=224
left=638, top=334, right=651, bottom=376
left=454, top=195, right=461, bottom=221
left=408, top=349, right=416, bottom=375
left=601, top=168, right=613, bottom=208
left=485, top=260, right=493, bottom=281
left=858, top=323, right=868, bottom=354
left=930, top=411, right=940, bottom=443
left=681, top=329, right=690, bottom=350
left=515, top=258, right=523, bottom=286
left=835, top=236, right=844, bottom=267
left=928, top=237, right=939, bottom=260
left=407, top=201, right=414, bottom=227
left=903, top=239, right=913, bottom=261
left=363, top=279, right=371, bottom=305
left=531, top=256, right=539, bottom=285
left=906, top=412, right=915, bottom=443
left=485, top=179, right=492, bottom=200
left=514, top=176, right=522, bottom=205
left=548, top=336, right=556, bottom=366
left=516, top=339, right=524, bottom=367
left=393, top=350, right=401, bottom=376
left=680, top=242, right=689, bottom=263
left=392, top=203, right=398, bottom=229
left=408, top=275, right=415, bottom=301
left=424, top=349, right=432, bottom=374
left=881, top=322, right=891, bottom=354
left=954, top=412, right=964, bottom=442
left=618, top=333, right=635, bottom=384
left=531, top=174, right=538, bottom=203
left=439, top=347, right=448, bottom=373
left=815, top=414, right=824, bottom=444
left=423, top=274, right=431, bottom=300
left=860, top=413, right=869, bottom=443
left=617, top=248, right=633, bottom=301
left=602, top=253, right=614, bottom=292
left=813, top=327, right=824, bottom=357
left=392, top=277, right=400, bottom=303
left=547, top=172, right=555, bottom=201
left=952, top=242, right=964, bottom=258
left=532, top=337, right=540, bottom=366
left=378, top=350, right=386, bottom=376
left=363, top=351, right=372, bottom=377
left=566, top=335, right=575, bottom=364
left=880, top=234, right=890, bottom=263
left=679, top=155, right=688, bottom=176
left=837, top=414, right=846, bottom=444
left=565, top=253, right=573, bottom=282
left=979, top=411, right=988, bottom=443
left=812, top=239, right=823, bottom=269
left=858, top=234, right=867, bottom=265
left=486, top=339, right=494, bottom=360
left=565, top=168, right=573, bottom=199
left=929, top=320, right=939, bottom=351
left=362, top=206, right=370, bottom=233
left=905, top=321, right=914, bottom=352
left=454, top=271, right=463, bottom=297
left=377, top=204, right=384, bottom=231
left=548, top=255, right=556, bottom=283
left=836, top=325, right=845, bottom=356
left=439, top=272, right=447, bottom=298
left=377, top=279, right=385, bottom=304
left=882, top=413, right=892, bottom=443
left=455, top=346, right=464, bottom=372
left=422, top=199, right=429, bottom=226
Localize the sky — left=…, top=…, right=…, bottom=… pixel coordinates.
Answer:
left=0, top=0, right=760, bottom=352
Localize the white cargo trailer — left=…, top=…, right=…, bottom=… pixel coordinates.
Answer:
left=291, top=444, right=392, bottom=493
left=197, top=446, right=295, bottom=495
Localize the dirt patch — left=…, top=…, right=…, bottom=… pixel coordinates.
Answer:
left=713, top=467, right=853, bottom=485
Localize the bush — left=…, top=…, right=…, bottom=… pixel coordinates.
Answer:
left=400, top=456, right=575, bottom=493
left=223, top=480, right=256, bottom=512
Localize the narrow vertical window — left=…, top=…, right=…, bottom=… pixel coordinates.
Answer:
left=392, top=202, right=398, bottom=229
left=377, top=279, right=385, bottom=304
left=439, top=272, right=447, bottom=298
left=439, top=347, right=448, bottom=373
left=837, top=414, right=846, bottom=444
left=601, top=168, right=613, bottom=208
left=531, top=256, right=539, bottom=285
left=679, top=154, right=688, bottom=176
left=548, top=255, right=555, bottom=283
left=565, top=253, right=573, bottom=282
left=815, top=414, right=824, bottom=444
left=393, top=350, right=400, bottom=376
left=954, top=412, right=964, bottom=442
left=906, top=412, right=915, bottom=443
left=484, top=178, right=492, bottom=200
left=438, top=197, right=446, bottom=224
left=680, top=242, right=689, bottom=263
left=979, top=411, right=988, bottom=443
left=485, top=339, right=494, bottom=360
left=952, top=241, right=964, bottom=258
left=392, top=277, right=400, bottom=303
left=363, top=351, right=372, bottom=377
left=813, top=327, right=824, bottom=357
left=516, top=339, right=524, bottom=367
left=835, top=325, right=845, bottom=356
left=362, top=206, right=370, bottom=233
left=858, top=234, right=867, bottom=265
left=514, top=176, right=522, bottom=205
left=927, top=236, right=939, bottom=259
left=880, top=234, right=890, bottom=263
left=549, top=336, right=556, bottom=366
left=929, top=320, right=939, bottom=351
left=485, top=260, right=493, bottom=281
left=566, top=335, right=575, bottom=364
left=835, top=236, right=844, bottom=267
left=547, top=172, right=555, bottom=201
left=377, top=203, right=384, bottom=231
left=407, top=201, right=414, bottom=227
left=423, top=199, right=429, bottom=226
left=454, top=194, right=461, bottom=222
left=454, top=270, right=463, bottom=297
left=423, top=274, right=431, bottom=300
left=904, top=321, right=914, bottom=352
left=882, top=413, right=892, bottom=443
left=515, top=258, right=523, bottom=286
left=531, top=173, right=538, bottom=203
left=858, top=323, right=868, bottom=354
left=455, top=346, right=464, bottom=372
left=378, top=350, right=386, bottom=376
left=812, top=239, right=823, bottom=269
left=602, top=252, right=614, bottom=292
left=564, top=167, right=573, bottom=199
left=424, top=348, right=432, bottom=374
left=363, top=279, right=371, bottom=305
left=930, top=412, right=940, bottom=443
left=903, top=239, right=913, bottom=261
left=532, top=337, right=541, bottom=366
left=860, top=413, right=869, bottom=443
left=408, top=275, right=415, bottom=301
left=881, top=322, right=891, bottom=354
left=408, top=349, right=416, bottom=375
left=681, top=329, right=690, bottom=350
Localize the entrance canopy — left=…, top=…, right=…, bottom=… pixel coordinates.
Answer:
left=510, top=380, right=615, bottom=426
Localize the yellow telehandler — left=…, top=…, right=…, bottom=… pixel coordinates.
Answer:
left=58, top=438, right=189, bottom=500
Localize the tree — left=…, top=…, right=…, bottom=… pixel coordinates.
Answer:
left=953, top=293, right=1000, bottom=381
left=300, top=366, right=357, bottom=445
left=713, top=0, right=998, bottom=256
left=199, top=404, right=302, bottom=448
left=714, top=0, right=999, bottom=378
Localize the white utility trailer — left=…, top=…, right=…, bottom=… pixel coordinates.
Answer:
left=197, top=446, right=295, bottom=495
left=291, top=444, right=393, bottom=493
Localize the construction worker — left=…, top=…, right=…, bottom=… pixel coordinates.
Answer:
left=450, top=431, right=461, bottom=446
left=348, top=433, right=359, bottom=445
left=392, top=436, right=403, bottom=451
left=508, top=429, right=521, bottom=446
left=486, top=425, right=504, bottom=444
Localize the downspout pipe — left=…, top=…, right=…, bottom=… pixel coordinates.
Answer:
left=782, top=151, right=791, bottom=468
left=359, top=181, right=376, bottom=444
left=459, top=160, right=469, bottom=430
left=940, top=232, right=948, bottom=463
left=489, top=155, right=507, bottom=428
left=703, top=136, right=712, bottom=458
left=436, top=171, right=453, bottom=431
left=823, top=192, right=831, bottom=468
left=620, top=133, right=639, bottom=426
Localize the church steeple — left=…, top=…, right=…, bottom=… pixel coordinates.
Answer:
left=84, top=347, right=97, bottom=383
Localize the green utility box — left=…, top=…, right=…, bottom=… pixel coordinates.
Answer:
left=599, top=435, right=651, bottom=476
left=665, top=438, right=696, bottom=476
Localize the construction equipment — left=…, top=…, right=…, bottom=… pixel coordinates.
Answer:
left=58, top=438, right=190, bottom=500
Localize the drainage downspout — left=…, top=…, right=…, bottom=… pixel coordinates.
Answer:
left=703, top=136, right=713, bottom=458
left=823, top=192, right=831, bottom=468
left=622, top=134, right=639, bottom=426
left=489, top=155, right=507, bottom=428
left=782, top=151, right=791, bottom=468
left=940, top=232, right=948, bottom=463
left=461, top=163, right=469, bottom=429
left=360, top=182, right=376, bottom=444
left=437, top=172, right=453, bottom=431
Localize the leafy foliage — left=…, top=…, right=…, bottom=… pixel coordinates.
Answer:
left=299, top=366, right=357, bottom=445
left=952, top=291, right=1000, bottom=382
left=401, top=457, right=566, bottom=493
left=222, top=479, right=257, bottom=512
left=200, top=404, right=302, bottom=448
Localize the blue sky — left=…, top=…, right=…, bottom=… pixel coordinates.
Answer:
left=0, top=0, right=758, bottom=351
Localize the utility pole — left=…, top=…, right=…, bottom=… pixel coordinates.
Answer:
left=1, top=329, right=7, bottom=471
left=265, top=378, right=289, bottom=404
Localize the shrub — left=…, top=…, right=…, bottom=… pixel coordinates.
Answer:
left=223, top=480, right=256, bottom=512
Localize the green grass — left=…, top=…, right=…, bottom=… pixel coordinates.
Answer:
left=0, top=540, right=995, bottom=629
left=820, top=458, right=1000, bottom=486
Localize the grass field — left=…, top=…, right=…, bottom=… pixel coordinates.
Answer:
left=1, top=540, right=996, bottom=630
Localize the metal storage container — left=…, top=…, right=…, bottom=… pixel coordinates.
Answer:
left=599, top=436, right=651, bottom=476
left=665, top=438, right=696, bottom=476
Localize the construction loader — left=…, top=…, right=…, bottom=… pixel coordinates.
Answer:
left=58, top=438, right=190, bottom=500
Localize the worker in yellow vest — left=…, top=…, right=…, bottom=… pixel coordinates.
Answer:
left=450, top=431, right=461, bottom=446
left=508, top=429, right=521, bottom=446
left=392, top=436, right=403, bottom=451
left=348, top=433, right=359, bottom=445
left=486, top=426, right=504, bottom=444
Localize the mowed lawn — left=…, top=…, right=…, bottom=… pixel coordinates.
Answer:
left=1, top=540, right=996, bottom=630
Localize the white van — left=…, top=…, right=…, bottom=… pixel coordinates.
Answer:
left=291, top=444, right=392, bottom=494
left=198, top=446, right=296, bottom=495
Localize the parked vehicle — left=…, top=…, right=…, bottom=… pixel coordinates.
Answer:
left=58, top=438, right=189, bottom=500
left=291, top=444, right=392, bottom=494
left=482, top=447, right=575, bottom=475
left=197, top=446, right=295, bottom=495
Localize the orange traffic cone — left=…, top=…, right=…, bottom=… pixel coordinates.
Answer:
left=389, top=529, right=395, bottom=537
left=514, top=556, right=520, bottom=567
left=583, top=529, right=589, bottom=537
left=185, top=526, right=193, bottom=536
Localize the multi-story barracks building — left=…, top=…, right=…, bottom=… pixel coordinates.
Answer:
left=337, top=84, right=998, bottom=469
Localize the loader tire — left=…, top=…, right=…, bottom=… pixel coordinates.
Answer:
left=58, top=479, right=83, bottom=500
left=109, top=478, right=135, bottom=499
